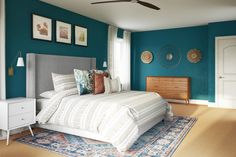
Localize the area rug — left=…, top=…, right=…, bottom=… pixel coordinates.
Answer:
left=17, top=116, right=196, bottom=157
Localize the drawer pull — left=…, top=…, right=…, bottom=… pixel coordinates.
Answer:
left=21, top=107, right=24, bottom=109
left=21, top=118, right=24, bottom=121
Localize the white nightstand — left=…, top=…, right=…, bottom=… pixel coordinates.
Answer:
left=0, top=98, right=36, bottom=145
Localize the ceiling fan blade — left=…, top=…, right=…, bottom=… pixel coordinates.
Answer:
left=91, top=0, right=131, bottom=4
left=137, top=1, right=160, bottom=10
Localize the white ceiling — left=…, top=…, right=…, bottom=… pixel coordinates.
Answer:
left=41, top=0, right=236, bottom=32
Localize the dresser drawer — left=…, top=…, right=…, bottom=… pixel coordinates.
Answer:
left=146, top=76, right=190, bottom=103
left=9, top=112, right=34, bottom=129
left=9, top=101, right=34, bottom=116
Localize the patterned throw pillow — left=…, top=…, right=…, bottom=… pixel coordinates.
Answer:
left=52, top=73, right=76, bottom=92
left=93, top=72, right=109, bottom=94
left=74, top=69, right=93, bottom=95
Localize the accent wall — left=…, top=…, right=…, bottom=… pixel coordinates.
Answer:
left=131, top=21, right=236, bottom=102
left=6, top=0, right=108, bottom=98
left=131, top=26, right=209, bottom=100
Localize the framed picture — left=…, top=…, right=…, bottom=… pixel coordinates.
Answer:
left=56, top=21, right=71, bottom=44
left=75, top=25, right=87, bottom=46
left=32, top=14, right=52, bottom=41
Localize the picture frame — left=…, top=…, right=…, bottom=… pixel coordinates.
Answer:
left=75, top=25, right=87, bottom=46
left=32, top=14, right=52, bottom=41
left=56, top=21, right=72, bottom=44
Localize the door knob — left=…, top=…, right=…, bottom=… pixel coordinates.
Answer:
left=219, top=76, right=224, bottom=79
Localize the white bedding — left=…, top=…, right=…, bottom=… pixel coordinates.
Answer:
left=37, top=89, right=172, bottom=152
left=36, top=99, right=49, bottom=111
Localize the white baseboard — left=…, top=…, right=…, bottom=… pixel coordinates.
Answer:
left=168, top=99, right=236, bottom=109
left=208, top=102, right=236, bottom=109
left=166, top=99, right=209, bottom=105
left=208, top=102, right=217, bottom=108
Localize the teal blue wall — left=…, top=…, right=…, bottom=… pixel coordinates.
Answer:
left=6, top=0, right=108, bottom=98
left=5, top=0, right=236, bottom=101
left=208, top=21, right=236, bottom=102
left=131, top=26, right=209, bottom=100
left=132, top=21, right=236, bottom=101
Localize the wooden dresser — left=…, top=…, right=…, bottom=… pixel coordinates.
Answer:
left=146, top=76, right=190, bottom=104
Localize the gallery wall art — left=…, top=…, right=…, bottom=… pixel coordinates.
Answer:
left=32, top=14, right=52, bottom=41
left=187, top=49, right=202, bottom=63
left=56, top=21, right=71, bottom=44
left=158, top=45, right=182, bottom=68
left=141, top=51, right=153, bottom=64
left=32, top=14, right=88, bottom=46
left=75, top=25, right=88, bottom=46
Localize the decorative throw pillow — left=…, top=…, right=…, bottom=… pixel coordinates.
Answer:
left=104, top=77, right=122, bottom=94
left=93, top=72, right=109, bottom=94
left=74, top=69, right=92, bottom=95
left=52, top=73, right=76, bottom=92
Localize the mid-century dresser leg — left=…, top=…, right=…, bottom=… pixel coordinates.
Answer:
left=186, top=99, right=189, bottom=104
left=6, top=130, right=10, bottom=145
left=29, top=126, right=34, bottom=136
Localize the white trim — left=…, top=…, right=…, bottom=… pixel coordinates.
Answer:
left=215, top=35, right=236, bottom=108
left=208, top=102, right=236, bottom=109
left=215, top=37, right=219, bottom=108
left=208, top=102, right=217, bottom=108
left=167, top=99, right=225, bottom=108
left=0, top=0, right=6, bottom=100
left=0, top=0, right=5, bottom=140
left=166, top=99, right=209, bottom=105
left=215, top=35, right=236, bottom=40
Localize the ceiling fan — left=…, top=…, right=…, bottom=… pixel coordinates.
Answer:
left=91, top=0, right=160, bottom=11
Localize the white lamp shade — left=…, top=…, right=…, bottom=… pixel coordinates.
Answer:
left=103, top=61, right=107, bottom=68
left=16, top=57, right=24, bottom=67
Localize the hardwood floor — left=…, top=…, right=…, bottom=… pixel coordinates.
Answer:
left=172, top=104, right=236, bottom=157
left=0, top=103, right=236, bottom=157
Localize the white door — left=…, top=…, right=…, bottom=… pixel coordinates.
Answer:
left=216, top=36, right=236, bottom=109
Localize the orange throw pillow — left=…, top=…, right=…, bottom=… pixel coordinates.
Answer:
left=93, top=73, right=108, bottom=94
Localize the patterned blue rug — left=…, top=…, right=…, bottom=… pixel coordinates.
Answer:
left=17, top=116, right=196, bottom=157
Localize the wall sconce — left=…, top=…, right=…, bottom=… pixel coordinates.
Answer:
left=8, top=51, right=25, bottom=76
left=103, top=61, right=107, bottom=68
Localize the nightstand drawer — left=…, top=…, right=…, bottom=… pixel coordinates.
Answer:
left=9, top=101, right=34, bottom=116
left=9, top=113, right=34, bottom=129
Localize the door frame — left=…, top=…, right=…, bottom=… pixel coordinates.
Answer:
left=0, top=0, right=6, bottom=100
left=215, top=35, right=236, bottom=108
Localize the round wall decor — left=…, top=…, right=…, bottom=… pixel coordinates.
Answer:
left=158, top=45, right=182, bottom=68
left=141, top=51, right=153, bottom=64
left=187, top=49, right=202, bottom=63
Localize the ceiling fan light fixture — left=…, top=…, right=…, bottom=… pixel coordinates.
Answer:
left=91, top=0, right=160, bottom=11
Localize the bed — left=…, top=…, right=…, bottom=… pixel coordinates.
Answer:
left=26, top=53, right=172, bottom=152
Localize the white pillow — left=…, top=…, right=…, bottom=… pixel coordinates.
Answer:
left=52, top=73, right=76, bottom=92
left=104, top=77, right=111, bottom=94
left=104, top=77, right=122, bottom=94
left=39, top=90, right=57, bottom=99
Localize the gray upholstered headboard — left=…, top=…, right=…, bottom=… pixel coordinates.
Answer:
left=26, top=53, right=96, bottom=98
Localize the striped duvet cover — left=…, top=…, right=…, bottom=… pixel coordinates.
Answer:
left=37, top=89, right=172, bottom=152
